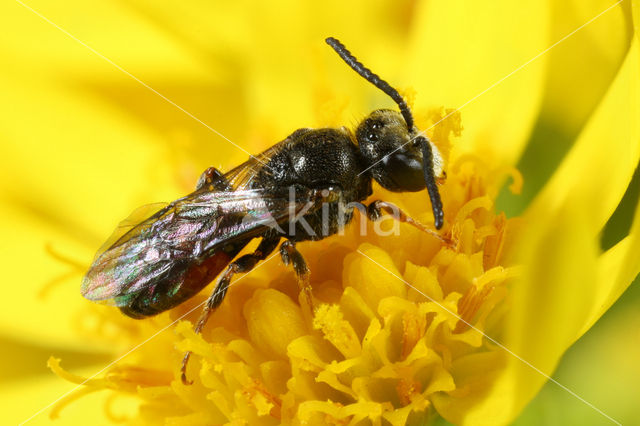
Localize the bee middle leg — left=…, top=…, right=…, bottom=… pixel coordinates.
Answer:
left=181, top=236, right=280, bottom=384
left=366, top=200, right=450, bottom=244
left=279, top=240, right=314, bottom=314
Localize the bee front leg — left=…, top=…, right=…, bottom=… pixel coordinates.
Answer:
left=279, top=240, right=314, bottom=316
left=180, top=236, right=280, bottom=385
left=366, top=200, right=450, bottom=244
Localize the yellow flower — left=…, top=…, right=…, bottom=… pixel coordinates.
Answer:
left=1, top=1, right=638, bottom=425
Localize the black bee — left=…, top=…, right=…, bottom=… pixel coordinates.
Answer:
left=82, top=37, right=446, bottom=383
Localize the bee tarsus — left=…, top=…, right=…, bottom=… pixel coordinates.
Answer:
left=280, top=240, right=313, bottom=312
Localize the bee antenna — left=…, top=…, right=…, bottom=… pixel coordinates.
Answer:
left=416, top=135, right=444, bottom=229
left=325, top=37, right=414, bottom=131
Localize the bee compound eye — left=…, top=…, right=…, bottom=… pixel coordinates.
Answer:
left=383, top=151, right=426, bottom=192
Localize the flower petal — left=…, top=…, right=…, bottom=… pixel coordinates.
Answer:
left=526, top=38, right=639, bottom=233
left=526, top=38, right=640, bottom=340
left=0, top=202, right=99, bottom=349
left=540, top=0, right=630, bottom=135
left=406, top=0, right=549, bottom=167
left=466, top=38, right=640, bottom=425
left=459, top=201, right=598, bottom=425
left=243, top=289, right=307, bottom=359
left=579, top=193, right=640, bottom=336
left=342, top=243, right=407, bottom=311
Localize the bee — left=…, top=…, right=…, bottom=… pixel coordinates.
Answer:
left=82, top=37, right=446, bottom=383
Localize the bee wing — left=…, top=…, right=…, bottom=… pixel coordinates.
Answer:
left=223, top=129, right=309, bottom=190
left=223, top=146, right=282, bottom=190
left=81, top=188, right=305, bottom=306
left=92, top=202, right=169, bottom=260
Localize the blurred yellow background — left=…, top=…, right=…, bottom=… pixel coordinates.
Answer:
left=0, top=0, right=638, bottom=424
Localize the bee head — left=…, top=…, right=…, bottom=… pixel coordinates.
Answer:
left=357, top=109, right=444, bottom=191
left=326, top=37, right=445, bottom=229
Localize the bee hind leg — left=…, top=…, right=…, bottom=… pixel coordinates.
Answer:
left=180, top=236, right=280, bottom=385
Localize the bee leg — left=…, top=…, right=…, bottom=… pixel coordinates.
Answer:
left=195, top=167, right=231, bottom=191
left=180, top=237, right=280, bottom=385
left=366, top=200, right=451, bottom=245
left=279, top=240, right=314, bottom=314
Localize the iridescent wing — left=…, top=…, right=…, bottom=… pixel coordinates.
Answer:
left=81, top=188, right=307, bottom=310
left=92, top=202, right=169, bottom=258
